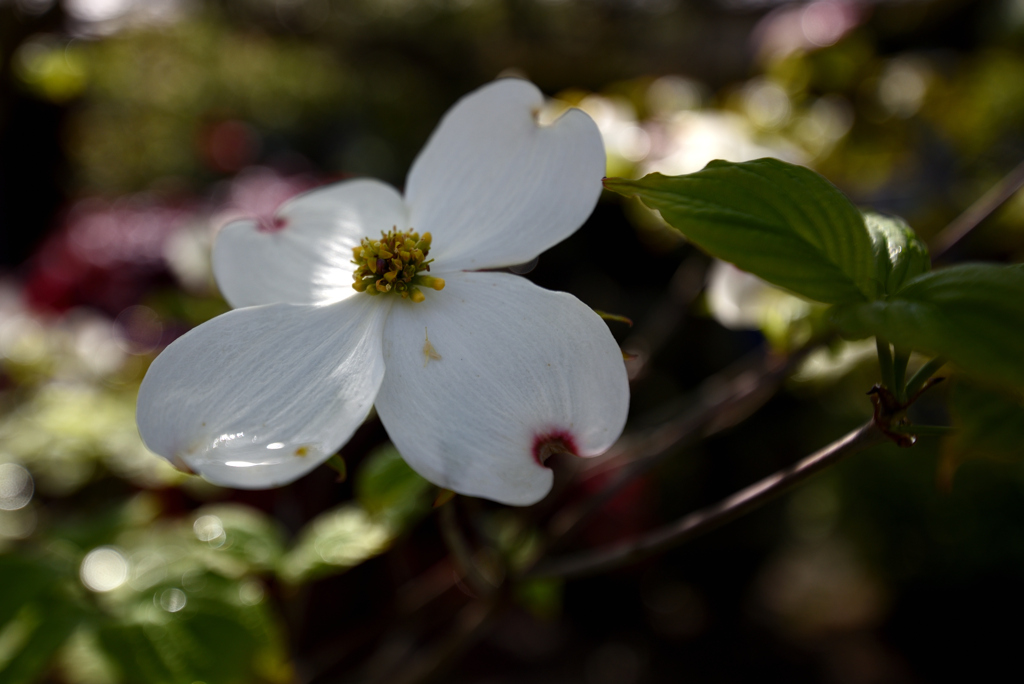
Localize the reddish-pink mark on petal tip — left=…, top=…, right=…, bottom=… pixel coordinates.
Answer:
left=257, top=215, right=288, bottom=233
left=532, top=429, right=579, bottom=468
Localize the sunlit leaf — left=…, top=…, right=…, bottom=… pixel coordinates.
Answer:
left=189, top=504, right=286, bottom=577
left=604, top=159, right=875, bottom=304
left=0, top=385, right=178, bottom=494
left=94, top=577, right=289, bottom=684
left=832, top=264, right=1024, bottom=389
left=278, top=505, right=393, bottom=585
left=863, top=212, right=929, bottom=298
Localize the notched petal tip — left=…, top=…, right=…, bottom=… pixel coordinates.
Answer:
left=404, top=79, right=605, bottom=273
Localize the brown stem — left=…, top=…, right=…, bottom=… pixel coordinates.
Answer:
left=378, top=600, right=498, bottom=684
left=622, top=252, right=707, bottom=380
left=527, top=420, right=884, bottom=579
left=931, top=159, right=1024, bottom=259
left=545, top=340, right=820, bottom=551
left=438, top=500, right=497, bottom=598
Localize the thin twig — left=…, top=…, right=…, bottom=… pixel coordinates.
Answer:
left=438, top=501, right=497, bottom=597
left=931, top=159, right=1024, bottom=259
left=378, top=600, right=498, bottom=684
left=527, top=420, right=885, bottom=579
left=545, top=340, right=821, bottom=551
left=622, top=252, right=707, bottom=379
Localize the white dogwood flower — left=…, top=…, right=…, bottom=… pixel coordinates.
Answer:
left=136, top=79, right=630, bottom=506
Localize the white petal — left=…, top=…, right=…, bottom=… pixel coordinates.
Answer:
left=405, top=79, right=605, bottom=272
left=136, top=295, right=390, bottom=488
left=374, top=271, right=629, bottom=506
left=213, top=179, right=408, bottom=308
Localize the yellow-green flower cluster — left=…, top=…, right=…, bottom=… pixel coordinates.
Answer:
left=351, top=228, right=445, bottom=302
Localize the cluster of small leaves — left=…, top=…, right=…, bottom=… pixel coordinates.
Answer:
left=605, top=159, right=1024, bottom=394
left=0, top=444, right=434, bottom=684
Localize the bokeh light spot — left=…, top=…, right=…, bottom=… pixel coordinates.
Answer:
left=65, top=0, right=133, bottom=23
left=801, top=1, right=853, bottom=47
left=239, top=580, right=265, bottom=606
left=159, top=587, right=187, bottom=612
left=0, top=463, right=34, bottom=511
left=743, top=80, right=791, bottom=130
left=878, top=59, right=930, bottom=119
left=193, top=514, right=226, bottom=544
left=80, top=546, right=129, bottom=592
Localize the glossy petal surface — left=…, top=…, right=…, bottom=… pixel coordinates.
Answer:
left=137, top=296, right=390, bottom=488
left=213, top=179, right=408, bottom=308
left=405, top=79, right=605, bottom=272
left=374, top=271, right=629, bottom=505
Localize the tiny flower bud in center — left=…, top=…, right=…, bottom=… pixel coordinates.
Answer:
left=351, top=228, right=445, bottom=302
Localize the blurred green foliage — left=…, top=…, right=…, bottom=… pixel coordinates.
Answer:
left=949, top=380, right=1024, bottom=461
left=0, top=446, right=432, bottom=683
left=69, top=17, right=345, bottom=192
left=279, top=445, right=431, bottom=585
left=0, top=497, right=290, bottom=684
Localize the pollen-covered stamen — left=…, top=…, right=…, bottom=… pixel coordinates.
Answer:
left=532, top=430, right=579, bottom=467
left=352, top=227, right=445, bottom=302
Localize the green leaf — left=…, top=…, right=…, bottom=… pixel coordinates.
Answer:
left=355, top=443, right=432, bottom=530
left=604, top=159, right=875, bottom=304
left=0, top=594, right=83, bottom=684
left=949, top=381, right=1024, bottom=459
left=277, top=505, right=393, bottom=585
left=863, top=211, right=930, bottom=297
left=95, top=623, right=182, bottom=684
left=190, top=504, right=286, bottom=576
left=515, top=579, right=563, bottom=621
left=0, top=557, right=57, bottom=632
left=832, top=264, right=1024, bottom=389
left=95, top=578, right=289, bottom=684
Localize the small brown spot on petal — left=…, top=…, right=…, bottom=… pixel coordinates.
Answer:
left=295, top=446, right=309, bottom=457
left=423, top=328, right=442, bottom=367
